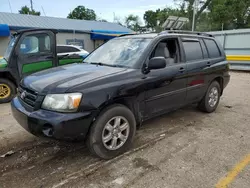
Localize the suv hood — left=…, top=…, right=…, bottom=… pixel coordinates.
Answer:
left=0, top=58, right=7, bottom=68
left=22, top=63, right=127, bottom=93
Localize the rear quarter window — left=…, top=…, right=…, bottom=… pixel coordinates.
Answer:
left=68, top=47, right=80, bottom=52
left=57, top=46, right=68, bottom=53
left=182, top=39, right=203, bottom=62
left=204, top=39, right=221, bottom=58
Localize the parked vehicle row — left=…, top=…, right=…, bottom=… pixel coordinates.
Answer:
left=10, top=29, right=230, bottom=159
left=0, top=29, right=89, bottom=103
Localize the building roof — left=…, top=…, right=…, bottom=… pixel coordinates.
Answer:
left=208, top=29, right=250, bottom=36
left=0, top=12, right=132, bottom=33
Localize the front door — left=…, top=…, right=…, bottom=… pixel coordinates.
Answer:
left=144, top=37, right=187, bottom=118
left=15, top=30, right=57, bottom=78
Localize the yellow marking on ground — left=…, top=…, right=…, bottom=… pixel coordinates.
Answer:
left=226, top=55, right=250, bottom=61
left=216, top=154, right=250, bottom=188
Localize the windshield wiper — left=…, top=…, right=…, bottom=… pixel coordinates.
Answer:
left=89, top=62, right=126, bottom=68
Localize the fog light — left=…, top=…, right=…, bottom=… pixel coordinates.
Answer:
left=42, top=124, right=54, bottom=137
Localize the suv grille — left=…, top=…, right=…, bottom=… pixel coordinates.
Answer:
left=18, top=86, right=38, bottom=108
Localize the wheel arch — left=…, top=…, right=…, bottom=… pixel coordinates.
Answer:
left=96, top=97, right=142, bottom=127
left=84, top=97, right=141, bottom=142
left=0, top=71, right=17, bottom=87
left=212, top=76, right=224, bottom=95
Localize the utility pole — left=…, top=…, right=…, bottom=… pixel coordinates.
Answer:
left=8, top=0, right=12, bottom=13
left=41, top=6, right=46, bottom=16
left=30, top=0, right=33, bottom=11
left=113, top=12, right=116, bottom=22
left=192, top=0, right=198, bottom=31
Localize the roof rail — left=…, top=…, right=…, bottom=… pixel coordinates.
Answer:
left=159, top=30, right=214, bottom=37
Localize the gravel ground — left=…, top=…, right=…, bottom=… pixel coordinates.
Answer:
left=0, top=72, right=250, bottom=188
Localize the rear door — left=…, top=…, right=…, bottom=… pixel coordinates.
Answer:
left=203, top=38, right=224, bottom=68
left=15, top=30, right=57, bottom=78
left=181, top=37, right=210, bottom=103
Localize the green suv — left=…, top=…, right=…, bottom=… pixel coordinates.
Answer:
left=0, top=29, right=84, bottom=103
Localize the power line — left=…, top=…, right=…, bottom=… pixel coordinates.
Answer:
left=41, top=6, right=46, bottom=16
left=8, top=0, right=12, bottom=13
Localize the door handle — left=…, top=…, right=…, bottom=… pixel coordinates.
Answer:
left=179, top=67, right=185, bottom=73
left=207, top=62, right=211, bottom=67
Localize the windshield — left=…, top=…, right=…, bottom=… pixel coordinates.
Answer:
left=84, top=38, right=151, bottom=68
left=4, top=36, right=17, bottom=61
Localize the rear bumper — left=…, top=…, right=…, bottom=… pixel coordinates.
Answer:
left=11, top=97, right=96, bottom=140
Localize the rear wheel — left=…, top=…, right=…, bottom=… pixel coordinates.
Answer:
left=198, top=81, right=221, bottom=113
left=87, top=104, right=136, bottom=159
left=0, top=79, right=16, bottom=103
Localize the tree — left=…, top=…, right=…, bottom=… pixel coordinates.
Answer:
left=143, top=10, right=158, bottom=30
left=68, top=6, right=96, bottom=20
left=125, top=14, right=141, bottom=31
left=143, top=7, right=186, bottom=31
left=176, top=0, right=212, bottom=30
left=142, top=0, right=250, bottom=32
left=113, top=15, right=125, bottom=27
left=209, top=0, right=250, bottom=30
left=19, top=5, right=40, bottom=16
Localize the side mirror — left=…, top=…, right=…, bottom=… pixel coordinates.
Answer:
left=148, top=57, right=167, bottom=70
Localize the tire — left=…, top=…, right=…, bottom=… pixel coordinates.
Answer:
left=0, top=78, right=16, bottom=104
left=87, top=104, right=136, bottom=159
left=198, top=81, right=221, bottom=113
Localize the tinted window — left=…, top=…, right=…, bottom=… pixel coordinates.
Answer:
left=68, top=46, right=80, bottom=52
left=57, top=46, right=69, bottom=53
left=56, top=46, right=64, bottom=53
left=19, top=33, right=51, bottom=54
left=182, top=40, right=203, bottom=61
left=204, top=39, right=221, bottom=58
left=200, top=39, right=208, bottom=58
left=57, top=46, right=80, bottom=53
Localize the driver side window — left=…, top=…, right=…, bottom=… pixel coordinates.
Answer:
left=19, top=33, right=52, bottom=55
left=150, top=38, right=180, bottom=64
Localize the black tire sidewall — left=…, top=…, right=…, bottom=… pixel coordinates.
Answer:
left=0, top=79, right=16, bottom=103
left=204, top=81, right=221, bottom=113
left=87, top=104, right=136, bottom=159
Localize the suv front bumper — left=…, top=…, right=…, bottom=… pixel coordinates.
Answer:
left=11, top=97, right=96, bottom=140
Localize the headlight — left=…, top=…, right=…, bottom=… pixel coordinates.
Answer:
left=42, top=93, right=82, bottom=112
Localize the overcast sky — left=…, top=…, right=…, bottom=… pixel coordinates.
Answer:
left=0, top=0, right=174, bottom=23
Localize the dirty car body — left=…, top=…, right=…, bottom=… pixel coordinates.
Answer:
left=11, top=31, right=230, bottom=159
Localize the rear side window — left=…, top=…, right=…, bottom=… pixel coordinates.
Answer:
left=57, top=46, right=80, bottom=53
left=68, top=47, right=80, bottom=52
left=182, top=40, right=203, bottom=62
left=200, top=39, right=208, bottom=58
left=204, top=39, right=221, bottom=58
left=57, top=46, right=65, bottom=53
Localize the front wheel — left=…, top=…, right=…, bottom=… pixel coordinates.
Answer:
left=198, top=81, right=221, bottom=113
left=87, top=104, right=136, bottom=159
left=0, top=79, right=16, bottom=104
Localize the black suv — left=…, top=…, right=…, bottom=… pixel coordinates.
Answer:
left=11, top=31, right=230, bottom=159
